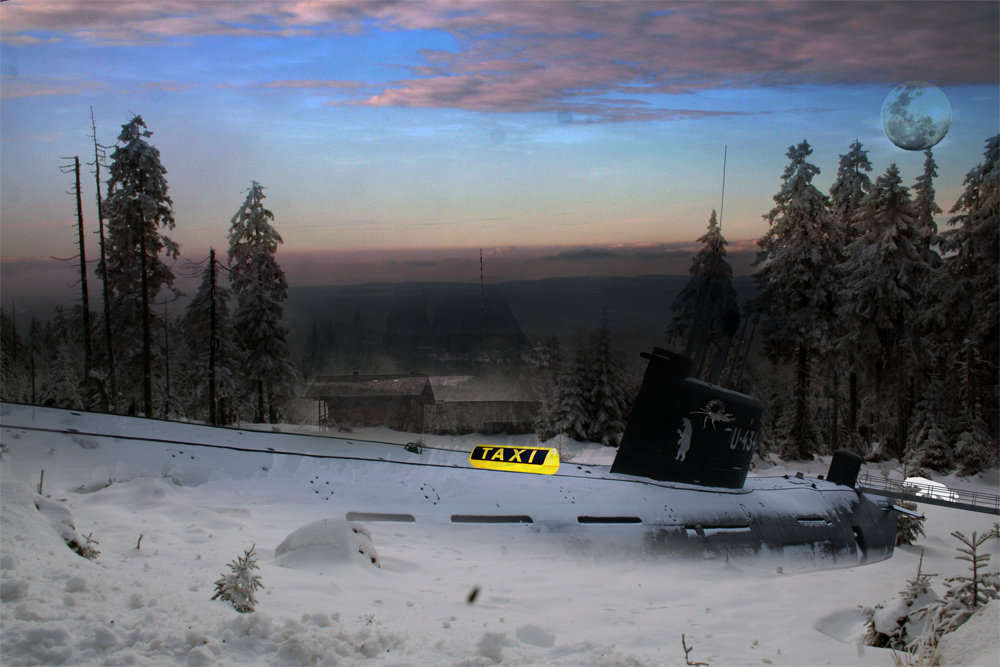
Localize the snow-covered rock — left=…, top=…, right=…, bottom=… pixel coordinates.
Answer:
left=937, top=599, right=1000, bottom=666
left=274, top=519, right=380, bottom=570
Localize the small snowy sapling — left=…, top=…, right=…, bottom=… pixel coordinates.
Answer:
left=913, top=530, right=1000, bottom=650
left=895, top=493, right=926, bottom=547
left=863, top=549, right=935, bottom=649
left=212, top=544, right=264, bottom=613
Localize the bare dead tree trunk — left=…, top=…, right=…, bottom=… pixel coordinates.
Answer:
left=163, top=299, right=171, bottom=418
left=966, top=340, right=977, bottom=421
left=90, top=108, right=117, bottom=410
left=268, top=379, right=278, bottom=424
left=830, top=352, right=839, bottom=452
left=794, top=344, right=811, bottom=460
left=70, top=157, right=92, bottom=376
left=209, top=248, right=217, bottom=426
left=257, top=379, right=265, bottom=424
left=139, top=209, right=153, bottom=417
left=849, top=370, right=858, bottom=446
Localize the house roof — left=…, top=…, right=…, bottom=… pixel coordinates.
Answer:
left=305, top=374, right=433, bottom=399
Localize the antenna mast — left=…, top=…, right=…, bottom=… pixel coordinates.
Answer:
left=684, top=145, right=727, bottom=363
left=480, top=249, right=485, bottom=345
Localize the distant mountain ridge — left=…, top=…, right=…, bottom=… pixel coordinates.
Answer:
left=286, top=275, right=758, bottom=347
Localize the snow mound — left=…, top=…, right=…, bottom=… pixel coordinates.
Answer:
left=516, top=624, right=556, bottom=648
left=274, top=519, right=380, bottom=570
left=0, top=482, right=95, bottom=566
left=938, top=599, right=1000, bottom=666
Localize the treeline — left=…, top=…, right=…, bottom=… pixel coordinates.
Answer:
left=662, top=136, right=998, bottom=473
left=533, top=325, right=636, bottom=448
left=0, top=115, right=298, bottom=424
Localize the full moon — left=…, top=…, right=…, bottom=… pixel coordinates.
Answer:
left=881, top=81, right=953, bottom=151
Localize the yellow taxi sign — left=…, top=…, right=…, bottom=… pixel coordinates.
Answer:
left=468, top=445, right=560, bottom=475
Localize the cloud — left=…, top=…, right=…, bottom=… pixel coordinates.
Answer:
left=258, top=79, right=372, bottom=90
left=631, top=248, right=691, bottom=261
left=545, top=248, right=619, bottom=261
left=2, top=1, right=996, bottom=120
left=0, top=76, right=103, bottom=100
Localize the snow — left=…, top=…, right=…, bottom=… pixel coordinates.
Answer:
left=937, top=599, right=999, bottom=666
left=2, top=403, right=998, bottom=666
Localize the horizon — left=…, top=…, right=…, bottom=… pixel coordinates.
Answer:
left=1, top=1, right=998, bottom=314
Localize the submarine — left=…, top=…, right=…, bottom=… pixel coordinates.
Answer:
left=0, top=345, right=900, bottom=567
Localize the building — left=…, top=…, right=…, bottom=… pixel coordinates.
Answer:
left=305, top=372, right=540, bottom=435
left=306, top=372, right=434, bottom=431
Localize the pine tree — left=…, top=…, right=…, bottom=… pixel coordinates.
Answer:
left=667, top=210, right=736, bottom=347
left=182, top=249, right=239, bottom=424
left=939, top=135, right=999, bottom=445
left=912, top=149, right=943, bottom=262
left=533, top=336, right=563, bottom=442
left=509, top=353, right=542, bottom=402
left=100, top=115, right=179, bottom=417
left=548, top=332, right=590, bottom=442
left=42, top=341, right=84, bottom=410
left=828, top=140, right=873, bottom=448
left=863, top=551, right=935, bottom=649
left=227, top=182, right=298, bottom=423
left=584, top=321, right=630, bottom=447
left=23, top=317, right=49, bottom=405
left=838, top=165, right=936, bottom=459
left=211, top=544, right=264, bottom=613
left=915, top=531, right=1000, bottom=649
left=753, top=140, right=845, bottom=460
left=954, top=415, right=996, bottom=477
left=907, top=376, right=955, bottom=474
left=0, top=305, right=23, bottom=402
left=894, top=499, right=927, bottom=547
left=829, top=140, right=874, bottom=242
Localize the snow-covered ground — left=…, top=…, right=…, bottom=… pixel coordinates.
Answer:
left=1, top=403, right=997, bottom=666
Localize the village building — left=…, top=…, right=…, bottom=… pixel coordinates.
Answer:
left=305, top=372, right=434, bottom=432
left=305, top=372, right=539, bottom=435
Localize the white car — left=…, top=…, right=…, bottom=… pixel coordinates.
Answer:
left=904, top=477, right=958, bottom=502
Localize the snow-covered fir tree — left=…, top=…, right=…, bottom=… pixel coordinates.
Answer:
left=584, top=321, right=631, bottom=447
left=0, top=305, right=25, bottom=402
left=829, top=139, right=874, bottom=242
left=907, top=375, right=955, bottom=474
left=301, top=320, right=333, bottom=378
left=182, top=249, right=240, bottom=425
left=22, top=317, right=49, bottom=404
left=863, top=551, right=936, bottom=649
left=667, top=210, right=736, bottom=348
left=912, top=149, right=943, bottom=263
left=509, top=353, right=542, bottom=402
left=938, top=135, right=999, bottom=451
left=547, top=332, right=590, bottom=442
left=227, top=181, right=298, bottom=424
left=827, top=140, right=875, bottom=453
left=211, top=544, right=264, bottom=614
left=915, top=530, right=1000, bottom=650
left=894, top=500, right=926, bottom=547
left=42, top=341, right=83, bottom=410
left=533, top=336, right=563, bottom=442
left=100, top=115, right=179, bottom=417
left=753, top=140, right=845, bottom=460
left=838, top=164, right=936, bottom=459
left=953, top=415, right=997, bottom=477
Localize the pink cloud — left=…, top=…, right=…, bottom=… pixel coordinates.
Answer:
left=0, top=76, right=103, bottom=100
left=2, top=1, right=996, bottom=119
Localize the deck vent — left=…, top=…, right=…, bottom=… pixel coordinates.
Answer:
left=451, top=515, right=533, bottom=524
left=346, top=512, right=415, bottom=522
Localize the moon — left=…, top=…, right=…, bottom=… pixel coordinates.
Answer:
left=881, top=81, right=952, bottom=151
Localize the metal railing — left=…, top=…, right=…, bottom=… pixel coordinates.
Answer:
left=856, top=473, right=1000, bottom=515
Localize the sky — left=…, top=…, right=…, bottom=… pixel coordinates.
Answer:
left=1, top=1, right=998, bottom=308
